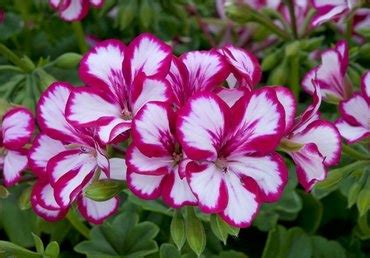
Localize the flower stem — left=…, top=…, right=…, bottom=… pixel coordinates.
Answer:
left=286, top=0, right=298, bottom=39
left=300, top=8, right=315, bottom=38
left=0, top=43, right=33, bottom=72
left=71, top=22, right=88, bottom=53
left=342, top=144, right=370, bottom=160
left=66, top=209, right=90, bottom=239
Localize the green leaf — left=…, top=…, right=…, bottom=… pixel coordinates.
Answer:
left=116, top=0, right=138, bottom=30
left=171, top=210, right=186, bottom=250
left=311, top=236, right=346, bottom=258
left=296, top=191, right=323, bottom=234
left=357, top=188, right=370, bottom=216
left=85, top=179, right=125, bottom=201
left=160, top=243, right=181, bottom=258
left=347, top=181, right=362, bottom=208
left=211, top=250, right=248, bottom=258
left=126, top=191, right=173, bottom=216
left=31, top=233, right=44, bottom=254
left=185, top=207, right=206, bottom=256
left=210, top=214, right=238, bottom=244
left=0, top=185, right=9, bottom=199
left=53, top=53, right=82, bottom=69
left=0, top=13, right=23, bottom=41
left=139, top=0, right=154, bottom=28
left=44, top=241, right=60, bottom=258
left=74, top=211, right=159, bottom=258
left=0, top=241, right=41, bottom=258
left=19, top=186, right=32, bottom=210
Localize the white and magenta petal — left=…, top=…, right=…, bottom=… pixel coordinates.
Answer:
left=77, top=196, right=119, bottom=224
left=273, top=86, right=297, bottom=133
left=32, top=180, right=62, bottom=210
left=215, top=88, right=246, bottom=108
left=180, top=50, right=229, bottom=93
left=227, top=153, right=288, bottom=202
left=2, top=108, right=34, bottom=150
left=186, top=161, right=228, bottom=213
left=28, top=134, right=66, bottom=177
left=124, top=33, right=172, bottom=84
left=161, top=169, right=197, bottom=208
left=58, top=0, right=89, bottom=21
left=127, top=171, right=164, bottom=200
left=312, top=2, right=348, bottom=26
left=228, top=88, right=285, bottom=155
left=3, top=150, right=28, bottom=187
left=132, top=102, right=175, bottom=157
left=79, top=39, right=126, bottom=96
left=108, top=158, right=127, bottom=180
left=166, top=57, right=189, bottom=107
left=37, top=82, right=78, bottom=142
left=31, top=191, right=68, bottom=222
left=219, top=173, right=260, bottom=228
left=97, top=118, right=130, bottom=144
left=289, top=143, right=326, bottom=191
left=361, top=71, right=370, bottom=103
left=177, top=93, right=230, bottom=160
left=219, top=45, right=261, bottom=89
left=89, top=0, right=104, bottom=8
left=339, top=93, right=369, bottom=128
left=290, top=120, right=341, bottom=166
left=335, top=119, right=370, bottom=143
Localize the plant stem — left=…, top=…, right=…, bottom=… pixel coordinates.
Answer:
left=226, top=3, right=291, bottom=40
left=0, top=43, right=33, bottom=72
left=71, top=22, right=88, bottom=53
left=342, top=144, right=370, bottom=160
left=300, top=8, right=316, bottom=38
left=286, top=0, right=298, bottom=39
left=66, top=209, right=90, bottom=239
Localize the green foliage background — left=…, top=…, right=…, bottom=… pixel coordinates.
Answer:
left=0, top=0, right=369, bottom=257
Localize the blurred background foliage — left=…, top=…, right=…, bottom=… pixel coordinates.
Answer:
left=0, top=0, right=369, bottom=257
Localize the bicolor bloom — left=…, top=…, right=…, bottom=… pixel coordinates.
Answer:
left=302, top=40, right=351, bottom=102
left=29, top=82, right=124, bottom=223
left=0, top=108, right=34, bottom=186
left=311, top=0, right=359, bottom=27
left=50, top=0, right=104, bottom=21
left=66, top=33, right=173, bottom=143
left=335, top=71, right=370, bottom=143
left=177, top=90, right=288, bottom=227
left=276, top=85, right=341, bottom=191
left=126, top=101, right=197, bottom=208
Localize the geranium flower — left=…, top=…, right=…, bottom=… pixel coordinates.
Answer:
left=311, top=0, right=359, bottom=27
left=335, top=71, right=370, bottom=143
left=126, top=101, right=197, bottom=208
left=50, top=0, right=104, bottom=21
left=177, top=89, right=288, bottom=227
left=66, top=33, right=173, bottom=143
left=0, top=108, right=34, bottom=186
left=302, top=40, right=351, bottom=102
left=28, top=82, right=124, bottom=223
left=275, top=84, right=341, bottom=191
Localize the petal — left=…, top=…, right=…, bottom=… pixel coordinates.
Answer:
left=31, top=193, right=68, bottom=222
left=37, top=82, right=79, bottom=142
left=124, top=33, right=172, bottom=84
left=48, top=150, right=97, bottom=207
left=180, top=50, right=229, bottom=93
left=312, top=4, right=348, bottom=26
left=78, top=39, right=127, bottom=98
left=97, top=118, right=130, bottom=144
left=108, top=158, right=127, bottom=180
left=273, top=86, right=296, bottom=133
left=219, top=45, right=261, bottom=89
left=361, top=71, right=370, bottom=103
left=132, top=102, right=175, bottom=157
left=126, top=145, right=172, bottom=175
left=219, top=173, right=260, bottom=228
left=166, top=57, right=189, bottom=108
left=3, top=150, right=28, bottom=187
left=66, top=87, right=122, bottom=127
left=335, top=40, right=349, bottom=74
left=131, top=75, right=173, bottom=114
left=161, top=168, right=198, bottom=208
left=177, top=93, right=230, bottom=160
left=77, top=196, right=119, bottom=224
left=215, top=88, right=246, bottom=108
left=186, top=161, right=228, bottom=213
left=291, top=120, right=341, bottom=166
left=32, top=180, right=62, bottom=210
left=227, top=88, right=285, bottom=155
left=127, top=171, right=165, bottom=199
left=228, top=153, right=288, bottom=202
left=289, top=143, right=326, bottom=191
left=50, top=0, right=71, bottom=10
left=339, top=94, right=369, bottom=127
left=58, top=0, right=89, bottom=21
left=335, top=119, right=370, bottom=144
left=89, top=0, right=104, bottom=7
left=28, top=134, right=66, bottom=177
left=2, top=108, right=34, bottom=150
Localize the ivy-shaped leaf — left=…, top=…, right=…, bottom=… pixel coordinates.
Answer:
left=74, top=211, right=159, bottom=258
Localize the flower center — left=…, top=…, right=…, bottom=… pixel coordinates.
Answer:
left=215, top=158, right=228, bottom=173
left=172, top=152, right=183, bottom=165
left=121, top=109, right=132, bottom=121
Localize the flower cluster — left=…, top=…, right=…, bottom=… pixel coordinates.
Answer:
left=50, top=0, right=104, bottom=21
left=1, top=33, right=344, bottom=227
